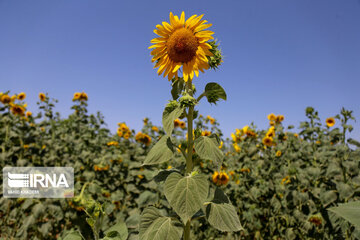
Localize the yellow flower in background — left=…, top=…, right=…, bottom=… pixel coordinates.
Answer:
left=119, top=123, right=130, bottom=132
left=73, top=92, right=81, bottom=101
left=143, top=118, right=149, bottom=125
left=39, top=93, right=46, bottom=101
left=276, top=115, right=284, bottom=123
left=219, top=141, right=223, bottom=149
left=79, top=92, right=88, bottom=101
left=276, top=150, right=282, bottom=157
left=267, top=113, right=276, bottom=121
left=245, top=129, right=256, bottom=137
left=326, top=117, right=335, bottom=127
left=123, top=132, right=130, bottom=140
left=266, top=127, right=275, bottom=138
left=201, top=130, right=211, bottom=136
left=135, top=132, right=152, bottom=146
left=180, top=121, right=186, bottom=129
left=174, top=118, right=181, bottom=128
left=26, top=111, right=32, bottom=117
left=262, top=136, right=273, bottom=147
left=0, top=94, right=11, bottom=104
left=10, top=95, right=17, bottom=102
left=117, top=129, right=123, bottom=137
left=294, top=133, right=299, bottom=138
left=212, top=171, right=229, bottom=186
left=151, top=126, right=159, bottom=132
left=207, top=115, right=215, bottom=124
left=233, top=143, right=241, bottom=153
left=281, top=176, right=291, bottom=185
left=10, top=104, right=25, bottom=116
left=17, top=92, right=26, bottom=101
left=107, top=141, right=119, bottom=146
left=149, top=12, right=214, bottom=81
left=231, top=133, right=237, bottom=142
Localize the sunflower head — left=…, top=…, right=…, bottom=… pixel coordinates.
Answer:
left=262, top=136, right=273, bottom=147
left=276, top=150, right=282, bottom=157
left=39, top=93, right=46, bottom=102
left=267, top=113, right=276, bottom=121
left=326, top=117, right=335, bottom=127
left=79, top=92, right=88, bottom=101
left=18, top=92, right=26, bottom=101
left=150, top=12, right=216, bottom=82
left=10, top=104, right=26, bottom=116
left=73, top=92, right=81, bottom=101
left=0, top=94, right=11, bottom=104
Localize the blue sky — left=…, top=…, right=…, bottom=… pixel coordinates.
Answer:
left=1, top=0, right=359, bottom=139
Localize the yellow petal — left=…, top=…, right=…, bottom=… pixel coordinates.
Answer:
left=185, top=14, right=197, bottom=28
left=162, top=21, right=173, bottom=32
left=172, top=63, right=182, bottom=73
left=169, top=12, right=176, bottom=26
left=180, top=11, right=185, bottom=25
left=195, top=23, right=212, bottom=32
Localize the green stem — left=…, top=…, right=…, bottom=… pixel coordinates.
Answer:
left=186, top=80, right=194, bottom=174
left=184, top=220, right=191, bottom=240
left=184, top=80, right=194, bottom=239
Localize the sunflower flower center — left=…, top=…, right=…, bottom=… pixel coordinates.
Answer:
left=167, top=28, right=198, bottom=63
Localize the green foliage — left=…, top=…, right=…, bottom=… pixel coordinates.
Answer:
left=164, top=172, right=209, bottom=224
left=328, top=201, right=360, bottom=228
left=140, top=207, right=183, bottom=240
left=162, top=105, right=184, bottom=135
left=194, top=135, right=224, bottom=167
left=143, top=136, right=174, bottom=165
left=1, top=91, right=359, bottom=240
left=204, top=82, right=227, bottom=104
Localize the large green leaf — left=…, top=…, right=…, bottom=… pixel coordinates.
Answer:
left=104, top=220, right=128, bottom=240
left=164, top=172, right=209, bottom=223
left=139, top=207, right=183, bottom=240
left=162, top=106, right=184, bottom=135
left=63, top=231, right=84, bottom=240
left=204, top=82, right=227, bottom=104
left=143, top=136, right=174, bottom=165
left=205, top=188, right=243, bottom=232
left=206, top=203, right=243, bottom=232
left=328, top=201, right=360, bottom=228
left=194, top=135, right=224, bottom=167
left=171, top=78, right=185, bottom=100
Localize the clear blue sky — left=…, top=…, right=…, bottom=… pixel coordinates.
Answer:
left=1, top=0, right=359, bottom=139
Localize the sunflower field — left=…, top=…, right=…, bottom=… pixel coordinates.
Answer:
left=1, top=11, right=360, bottom=240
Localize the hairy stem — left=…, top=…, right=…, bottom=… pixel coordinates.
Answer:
left=184, top=80, right=194, bottom=239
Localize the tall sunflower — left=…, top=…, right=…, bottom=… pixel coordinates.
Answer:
left=149, top=12, right=214, bottom=82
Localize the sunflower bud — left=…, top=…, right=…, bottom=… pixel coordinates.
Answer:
left=165, top=100, right=180, bottom=112
left=179, top=93, right=196, bottom=107
left=207, top=40, right=223, bottom=70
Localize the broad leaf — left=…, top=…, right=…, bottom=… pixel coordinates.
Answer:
left=204, top=82, right=227, bottom=104
left=164, top=172, right=209, bottom=223
left=205, top=188, right=243, bottom=232
left=140, top=207, right=183, bottom=240
left=143, top=136, right=174, bottom=165
left=194, top=136, right=224, bottom=167
left=328, top=201, right=360, bottom=228
left=153, top=169, right=180, bottom=183
left=171, top=78, right=185, bottom=100
left=104, top=220, right=128, bottom=240
left=162, top=106, right=184, bottom=135
left=63, top=231, right=84, bottom=240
